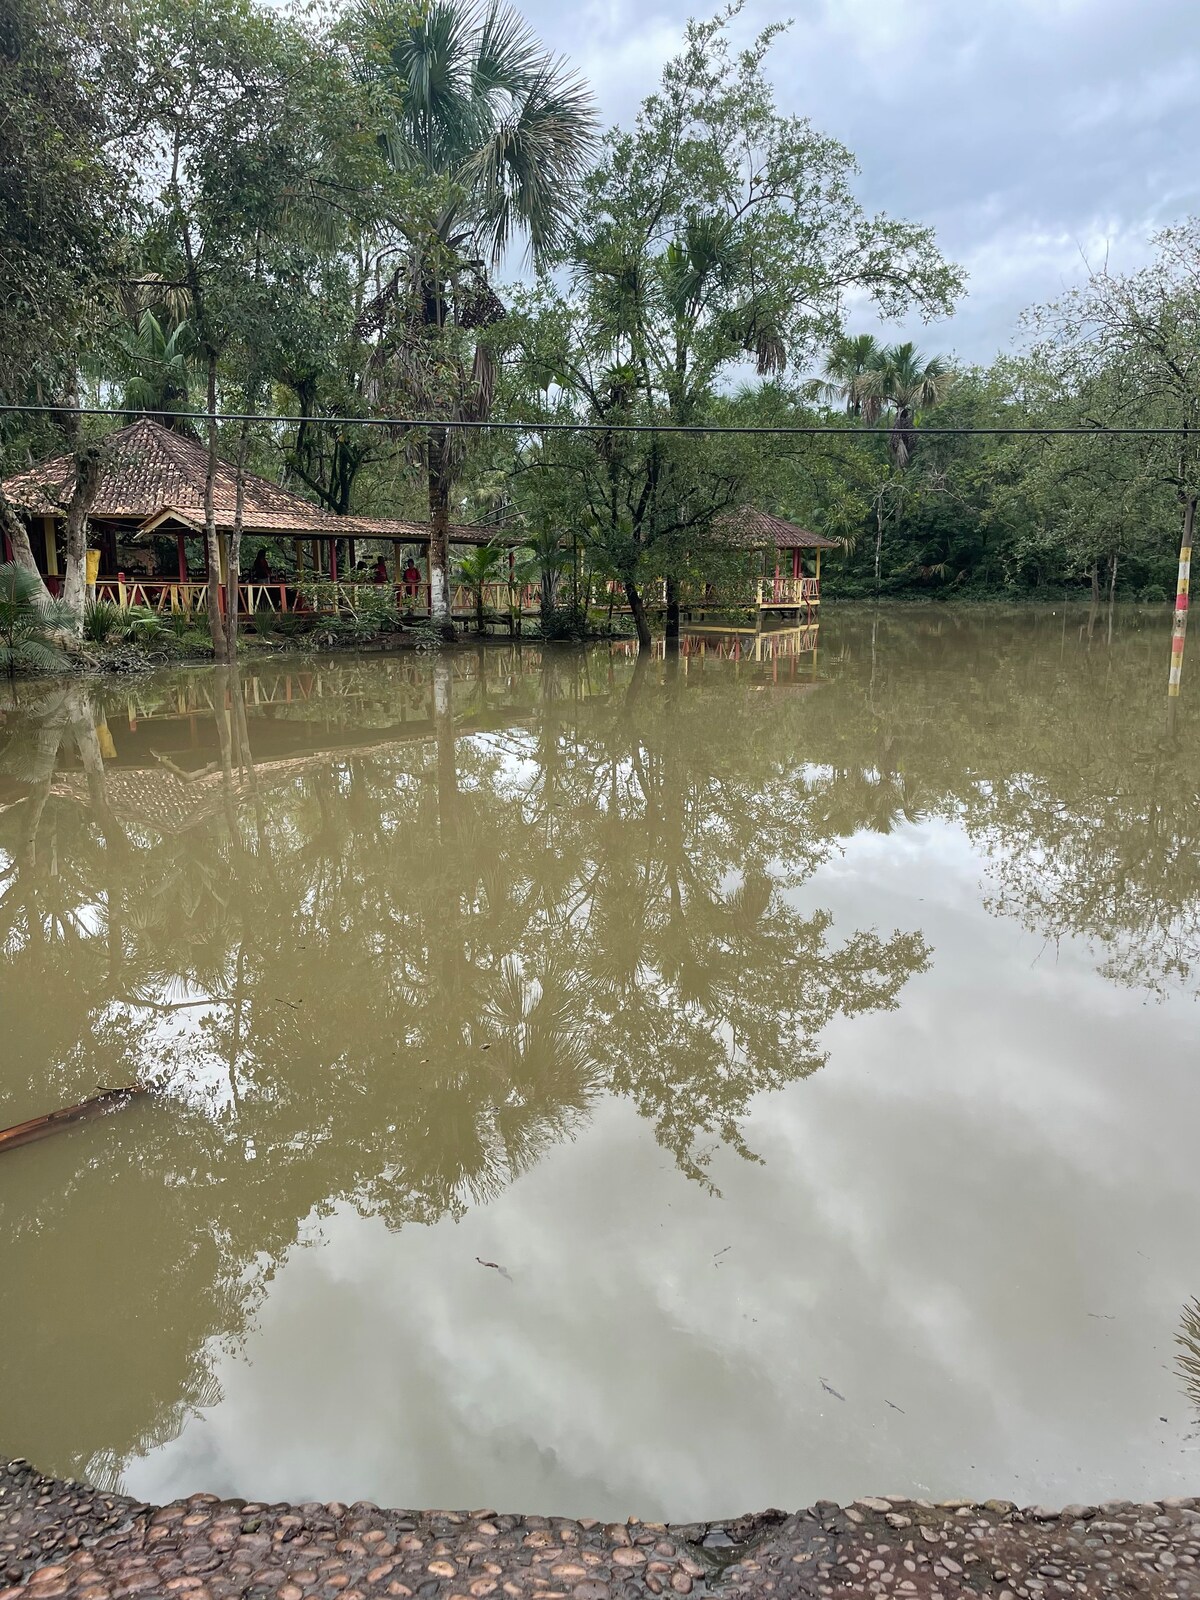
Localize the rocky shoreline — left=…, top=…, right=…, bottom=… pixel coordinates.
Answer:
left=1, top=1461, right=1195, bottom=1598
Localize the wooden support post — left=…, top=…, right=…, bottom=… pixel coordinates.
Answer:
left=792, top=547, right=800, bottom=582
left=177, top=533, right=188, bottom=583
left=294, top=539, right=304, bottom=574
left=329, top=538, right=338, bottom=582
left=43, top=516, right=59, bottom=577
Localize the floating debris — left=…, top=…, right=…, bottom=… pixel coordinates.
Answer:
left=476, top=1256, right=514, bottom=1283
left=0, top=1085, right=148, bottom=1156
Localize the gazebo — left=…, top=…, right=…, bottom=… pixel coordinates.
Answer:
left=712, top=506, right=838, bottom=600
left=0, top=417, right=515, bottom=618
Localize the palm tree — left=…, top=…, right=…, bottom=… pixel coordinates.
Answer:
left=455, top=539, right=506, bottom=632
left=116, top=310, right=198, bottom=428
left=815, top=333, right=882, bottom=415
left=0, top=563, right=75, bottom=679
left=353, top=0, right=597, bottom=638
left=858, top=340, right=954, bottom=468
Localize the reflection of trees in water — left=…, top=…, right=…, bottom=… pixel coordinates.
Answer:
left=786, top=608, right=1200, bottom=997
left=3, top=608, right=1195, bottom=1478
left=0, top=646, right=933, bottom=1477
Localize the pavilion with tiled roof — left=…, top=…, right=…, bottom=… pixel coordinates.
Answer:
left=0, top=417, right=512, bottom=605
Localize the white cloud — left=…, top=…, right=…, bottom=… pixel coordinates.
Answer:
left=517, top=0, right=1200, bottom=362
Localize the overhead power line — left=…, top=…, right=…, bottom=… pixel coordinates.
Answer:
left=0, top=402, right=1190, bottom=437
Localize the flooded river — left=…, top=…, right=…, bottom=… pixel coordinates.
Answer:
left=1, top=607, right=1198, bottom=1520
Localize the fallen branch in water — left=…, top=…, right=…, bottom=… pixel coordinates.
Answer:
left=0, top=1085, right=148, bottom=1155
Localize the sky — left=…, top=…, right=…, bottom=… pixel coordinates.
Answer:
left=518, top=0, right=1200, bottom=367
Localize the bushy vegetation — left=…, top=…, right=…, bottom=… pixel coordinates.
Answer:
left=0, top=564, right=74, bottom=677
left=0, top=0, right=1193, bottom=660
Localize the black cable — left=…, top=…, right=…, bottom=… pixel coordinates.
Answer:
left=0, top=402, right=1191, bottom=437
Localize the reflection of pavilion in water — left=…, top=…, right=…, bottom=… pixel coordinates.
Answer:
left=614, top=622, right=821, bottom=682
left=10, top=651, right=623, bottom=834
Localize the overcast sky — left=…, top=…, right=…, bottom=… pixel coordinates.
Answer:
left=518, top=0, right=1200, bottom=367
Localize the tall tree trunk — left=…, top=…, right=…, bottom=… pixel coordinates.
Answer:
left=0, top=494, right=52, bottom=603
left=874, top=494, right=885, bottom=589
left=427, top=429, right=454, bottom=640
left=224, top=414, right=253, bottom=657
left=1167, top=495, right=1194, bottom=735
left=624, top=577, right=652, bottom=650
left=203, top=353, right=227, bottom=661
left=60, top=443, right=105, bottom=626
left=1086, top=560, right=1100, bottom=642
left=664, top=575, right=680, bottom=647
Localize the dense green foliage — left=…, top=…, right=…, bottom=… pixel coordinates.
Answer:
left=0, top=0, right=1194, bottom=643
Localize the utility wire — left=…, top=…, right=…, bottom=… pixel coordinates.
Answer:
left=0, top=402, right=1192, bottom=437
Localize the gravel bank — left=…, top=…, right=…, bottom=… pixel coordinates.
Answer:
left=1, top=1461, right=1195, bottom=1598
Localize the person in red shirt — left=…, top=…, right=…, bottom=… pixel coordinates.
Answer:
left=402, top=558, right=421, bottom=600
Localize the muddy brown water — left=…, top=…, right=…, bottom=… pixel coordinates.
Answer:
left=1, top=607, right=1198, bottom=1520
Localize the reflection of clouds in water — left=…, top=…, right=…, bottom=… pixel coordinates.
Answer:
left=124, top=830, right=1200, bottom=1516
left=4, top=621, right=1200, bottom=1515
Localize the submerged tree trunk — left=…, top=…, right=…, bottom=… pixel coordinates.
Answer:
left=428, top=429, right=454, bottom=641
left=624, top=577, right=652, bottom=650
left=203, top=354, right=228, bottom=661
left=664, top=575, right=680, bottom=647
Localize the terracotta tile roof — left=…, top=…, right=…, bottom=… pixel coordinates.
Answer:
left=712, top=506, right=840, bottom=550
left=0, top=417, right=507, bottom=544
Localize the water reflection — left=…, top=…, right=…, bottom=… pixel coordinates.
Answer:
left=0, top=609, right=1198, bottom=1511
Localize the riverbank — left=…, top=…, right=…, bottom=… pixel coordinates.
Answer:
left=1, top=1463, right=1194, bottom=1599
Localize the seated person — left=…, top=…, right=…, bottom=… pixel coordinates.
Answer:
left=250, top=547, right=271, bottom=582
left=373, top=557, right=389, bottom=584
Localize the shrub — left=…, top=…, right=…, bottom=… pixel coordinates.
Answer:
left=83, top=598, right=123, bottom=642
left=0, top=563, right=74, bottom=677
left=1140, top=585, right=1169, bottom=604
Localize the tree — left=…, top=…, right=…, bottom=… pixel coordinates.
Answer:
left=501, top=9, right=961, bottom=646
left=0, top=0, right=131, bottom=624
left=858, top=341, right=955, bottom=470
left=126, top=0, right=388, bottom=658
left=111, top=309, right=199, bottom=426
left=349, top=0, right=598, bottom=638
left=815, top=333, right=883, bottom=415
left=1024, top=220, right=1200, bottom=719
left=454, top=538, right=505, bottom=632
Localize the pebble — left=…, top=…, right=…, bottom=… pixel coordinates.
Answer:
left=2, top=1462, right=1196, bottom=1599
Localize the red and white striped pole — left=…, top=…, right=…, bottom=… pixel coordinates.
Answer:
left=1168, top=494, right=1193, bottom=733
